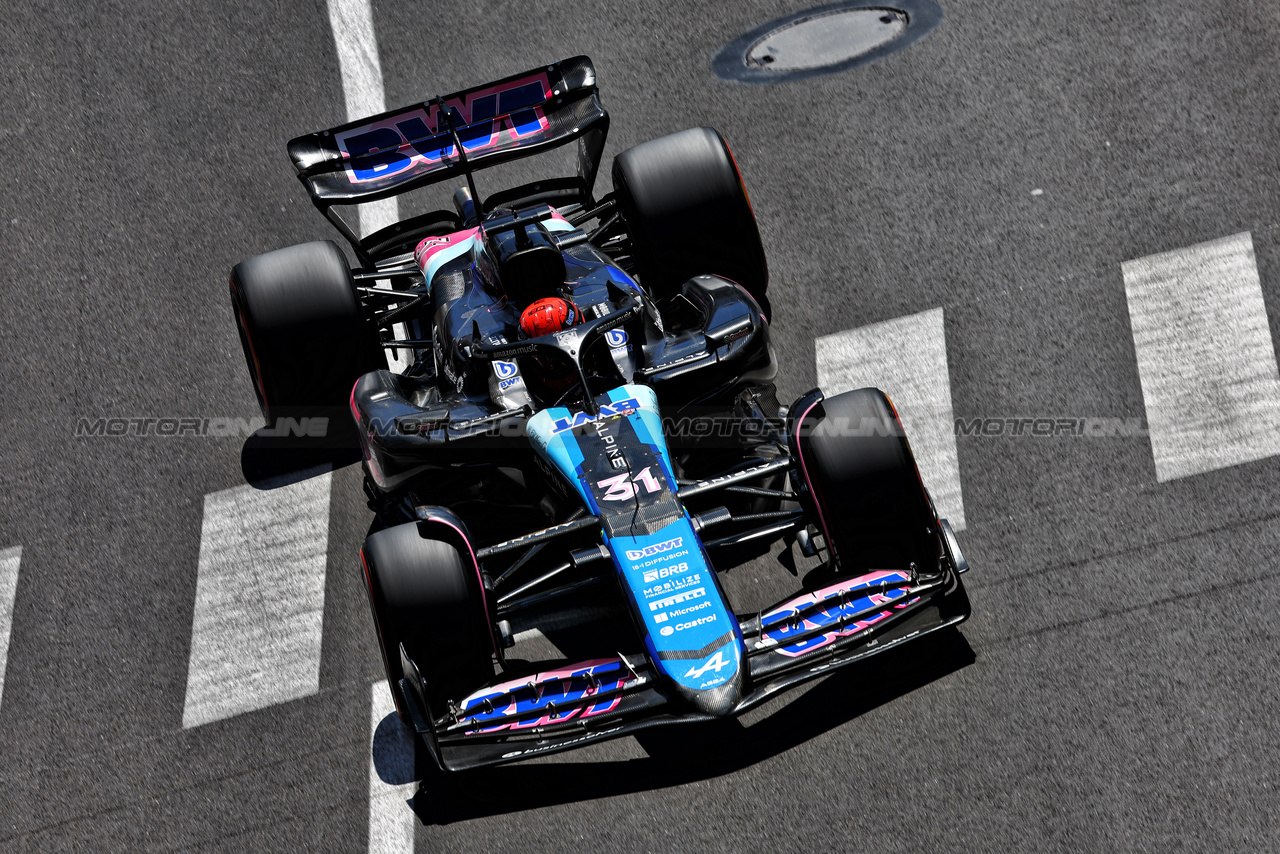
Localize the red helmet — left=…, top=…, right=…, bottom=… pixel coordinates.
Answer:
left=519, top=297, right=579, bottom=338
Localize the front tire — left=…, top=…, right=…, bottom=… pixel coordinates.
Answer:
left=361, top=516, right=495, bottom=719
left=792, top=388, right=939, bottom=575
left=230, top=240, right=382, bottom=425
left=612, top=127, right=770, bottom=315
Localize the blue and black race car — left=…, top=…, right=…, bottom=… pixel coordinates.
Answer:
left=230, top=56, right=971, bottom=771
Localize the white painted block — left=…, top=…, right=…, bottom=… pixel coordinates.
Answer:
left=816, top=307, right=966, bottom=529
left=182, top=470, right=332, bottom=728
left=1123, top=232, right=1280, bottom=481
left=368, top=681, right=417, bottom=854
left=0, top=546, right=22, bottom=710
left=326, top=0, right=399, bottom=240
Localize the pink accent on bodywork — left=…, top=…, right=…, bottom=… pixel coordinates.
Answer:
left=457, top=658, right=628, bottom=733
left=794, top=398, right=833, bottom=555
left=335, top=72, right=553, bottom=182
left=414, top=227, right=479, bottom=270
left=423, top=516, right=500, bottom=660
left=761, top=570, right=917, bottom=659
left=465, top=657, right=622, bottom=701
left=766, top=570, right=910, bottom=618
left=351, top=378, right=387, bottom=489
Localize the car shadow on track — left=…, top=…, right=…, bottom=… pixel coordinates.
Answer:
left=408, top=627, right=975, bottom=824
left=239, top=431, right=361, bottom=489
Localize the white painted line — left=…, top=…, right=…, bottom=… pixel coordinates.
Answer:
left=816, top=307, right=966, bottom=529
left=326, top=0, right=399, bottom=240
left=0, top=546, right=22, bottom=710
left=182, top=470, right=332, bottom=728
left=326, top=0, right=411, bottom=373
left=369, top=680, right=417, bottom=854
left=1123, top=232, right=1280, bottom=482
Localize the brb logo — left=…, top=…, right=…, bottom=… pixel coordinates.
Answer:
left=551, top=397, right=641, bottom=434
left=336, top=73, right=552, bottom=183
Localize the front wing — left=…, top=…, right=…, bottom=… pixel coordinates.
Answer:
left=401, top=538, right=971, bottom=772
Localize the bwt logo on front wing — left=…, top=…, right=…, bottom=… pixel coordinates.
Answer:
left=627, top=537, right=683, bottom=563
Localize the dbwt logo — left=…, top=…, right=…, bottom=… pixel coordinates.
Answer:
left=626, top=537, right=682, bottom=562
left=337, top=74, right=550, bottom=183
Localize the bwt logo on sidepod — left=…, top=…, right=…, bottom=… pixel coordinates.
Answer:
left=493, top=360, right=518, bottom=380
left=551, top=398, right=641, bottom=434
left=605, top=329, right=628, bottom=348
left=626, top=537, right=682, bottom=563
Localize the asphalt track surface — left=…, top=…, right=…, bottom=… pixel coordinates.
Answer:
left=3, top=1, right=1280, bottom=850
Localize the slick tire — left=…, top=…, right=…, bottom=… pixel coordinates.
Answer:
left=795, top=388, right=938, bottom=574
left=361, top=519, right=495, bottom=720
left=612, top=127, right=770, bottom=317
left=230, top=240, right=382, bottom=428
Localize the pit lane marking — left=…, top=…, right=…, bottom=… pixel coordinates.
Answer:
left=181, top=468, right=331, bottom=728
left=0, top=546, right=21, bottom=709
left=368, top=681, right=417, bottom=854
left=1123, top=231, right=1280, bottom=481
left=816, top=306, right=967, bottom=529
left=327, top=0, right=412, bottom=371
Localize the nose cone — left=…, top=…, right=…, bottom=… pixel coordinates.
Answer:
left=678, top=668, right=745, bottom=717
left=664, top=640, right=746, bottom=717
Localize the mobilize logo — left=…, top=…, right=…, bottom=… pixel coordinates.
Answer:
left=643, top=572, right=701, bottom=600
left=626, top=536, right=683, bottom=562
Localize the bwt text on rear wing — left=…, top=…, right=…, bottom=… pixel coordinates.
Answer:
left=286, top=56, right=609, bottom=262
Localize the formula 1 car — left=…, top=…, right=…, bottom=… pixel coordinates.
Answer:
left=230, top=56, right=971, bottom=771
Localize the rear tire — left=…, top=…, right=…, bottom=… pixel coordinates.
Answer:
left=612, top=127, right=769, bottom=315
left=793, top=388, right=939, bottom=575
left=230, top=240, right=382, bottom=425
left=361, top=518, right=495, bottom=720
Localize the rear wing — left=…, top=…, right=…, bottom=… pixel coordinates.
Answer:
left=287, top=56, right=608, bottom=212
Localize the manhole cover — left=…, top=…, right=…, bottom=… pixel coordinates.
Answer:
left=713, top=0, right=943, bottom=84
